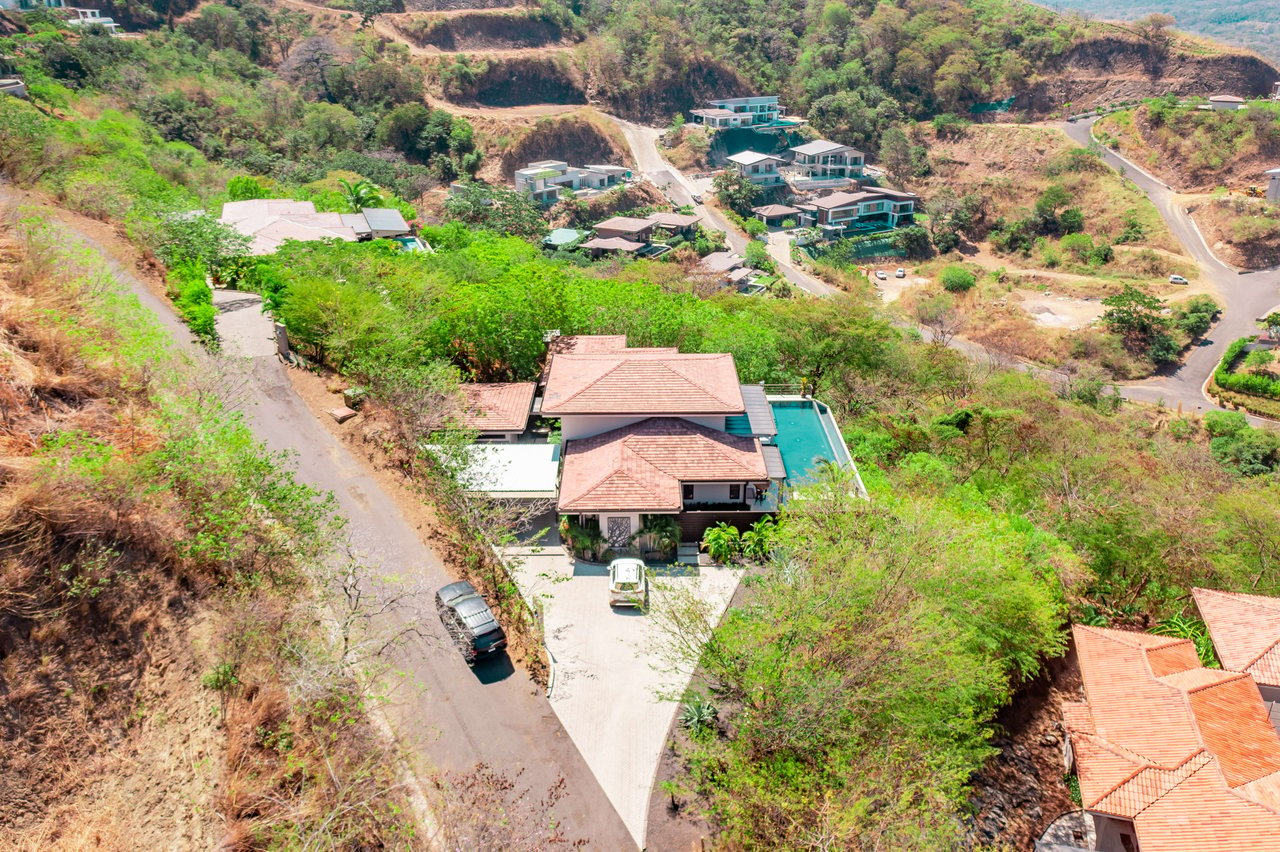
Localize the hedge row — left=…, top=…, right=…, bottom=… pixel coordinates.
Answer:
left=1214, top=337, right=1280, bottom=399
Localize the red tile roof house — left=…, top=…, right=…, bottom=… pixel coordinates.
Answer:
left=453, top=334, right=863, bottom=551
left=1061, top=600, right=1280, bottom=852
left=543, top=339, right=787, bottom=547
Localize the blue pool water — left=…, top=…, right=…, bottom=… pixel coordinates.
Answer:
left=770, top=400, right=844, bottom=484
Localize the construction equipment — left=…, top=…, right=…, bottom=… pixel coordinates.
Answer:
left=1241, top=185, right=1266, bottom=198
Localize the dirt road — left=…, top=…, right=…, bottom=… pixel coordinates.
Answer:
left=2, top=185, right=635, bottom=849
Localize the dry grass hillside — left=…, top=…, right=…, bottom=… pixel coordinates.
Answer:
left=913, top=122, right=1181, bottom=257
left=1095, top=100, right=1280, bottom=191
left=388, top=9, right=576, bottom=52
left=0, top=207, right=421, bottom=849
left=1188, top=195, right=1280, bottom=269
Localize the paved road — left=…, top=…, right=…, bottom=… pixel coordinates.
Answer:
left=22, top=194, right=635, bottom=849
left=610, top=117, right=837, bottom=297
left=1061, top=118, right=1280, bottom=414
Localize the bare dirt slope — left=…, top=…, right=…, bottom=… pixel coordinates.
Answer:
left=0, top=218, right=224, bottom=850
left=471, top=107, right=633, bottom=182
left=386, top=9, right=574, bottom=52
left=1021, top=35, right=1279, bottom=115
left=1188, top=195, right=1280, bottom=270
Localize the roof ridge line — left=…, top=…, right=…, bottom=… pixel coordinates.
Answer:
left=1244, top=636, right=1280, bottom=673
left=1179, top=670, right=1251, bottom=693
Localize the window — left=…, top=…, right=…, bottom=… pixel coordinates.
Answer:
left=683, top=484, right=694, bottom=501
left=729, top=484, right=741, bottom=501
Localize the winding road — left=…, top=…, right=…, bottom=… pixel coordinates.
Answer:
left=610, top=117, right=837, bottom=297
left=1061, top=117, right=1280, bottom=414
left=0, top=185, right=635, bottom=850
left=617, top=112, right=1280, bottom=415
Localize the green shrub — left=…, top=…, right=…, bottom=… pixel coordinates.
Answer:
left=939, top=264, right=976, bottom=292
left=1203, top=410, right=1248, bottom=438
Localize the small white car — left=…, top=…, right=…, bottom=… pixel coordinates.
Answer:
left=895, top=267, right=906, bottom=278
left=1169, top=274, right=1189, bottom=285
left=874, top=269, right=887, bottom=280
left=608, top=558, right=648, bottom=608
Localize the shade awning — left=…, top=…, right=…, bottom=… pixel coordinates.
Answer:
left=762, top=445, right=786, bottom=480
left=456, top=443, right=561, bottom=498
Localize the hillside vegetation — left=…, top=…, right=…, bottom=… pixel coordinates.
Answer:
left=1095, top=96, right=1280, bottom=191
left=0, top=210, right=417, bottom=847
left=4, top=8, right=1280, bottom=850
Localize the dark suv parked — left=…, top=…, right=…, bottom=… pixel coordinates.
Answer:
left=436, top=581, right=507, bottom=665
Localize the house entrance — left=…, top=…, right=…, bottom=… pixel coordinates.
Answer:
left=606, top=516, right=632, bottom=548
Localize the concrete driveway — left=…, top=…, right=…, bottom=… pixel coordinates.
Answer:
left=509, top=547, right=743, bottom=849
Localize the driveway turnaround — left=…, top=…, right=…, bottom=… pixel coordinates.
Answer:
left=510, top=547, right=744, bottom=849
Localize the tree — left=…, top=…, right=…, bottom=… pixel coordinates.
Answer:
left=157, top=212, right=251, bottom=273
left=338, top=178, right=384, bottom=212
left=1133, top=13, right=1176, bottom=60
left=767, top=296, right=891, bottom=389
left=1034, top=184, right=1073, bottom=234
left=891, top=225, right=932, bottom=258
left=712, top=170, right=761, bottom=216
left=915, top=291, right=965, bottom=345
left=1260, top=312, right=1280, bottom=340
left=376, top=103, right=432, bottom=156
left=1101, top=285, right=1178, bottom=362
left=940, top=264, right=976, bottom=292
left=227, top=175, right=270, bottom=201
left=878, top=126, right=929, bottom=182
left=444, top=182, right=547, bottom=242
left=1101, top=285, right=1167, bottom=339
left=282, top=37, right=342, bottom=103
left=352, top=0, right=396, bottom=28
left=302, top=102, right=360, bottom=151
left=744, top=240, right=775, bottom=272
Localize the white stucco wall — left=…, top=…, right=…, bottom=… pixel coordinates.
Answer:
left=1091, top=814, right=1139, bottom=852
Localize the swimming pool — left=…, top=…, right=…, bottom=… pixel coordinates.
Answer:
left=768, top=398, right=851, bottom=485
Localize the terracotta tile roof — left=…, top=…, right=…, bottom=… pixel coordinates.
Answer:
left=542, top=352, right=745, bottom=416
left=458, top=383, right=535, bottom=432
left=548, top=335, right=629, bottom=355
left=1194, top=587, right=1280, bottom=685
left=557, top=417, right=768, bottom=512
left=540, top=336, right=677, bottom=384
left=1066, top=623, right=1280, bottom=850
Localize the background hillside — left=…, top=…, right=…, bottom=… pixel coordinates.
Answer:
left=1037, top=0, right=1280, bottom=65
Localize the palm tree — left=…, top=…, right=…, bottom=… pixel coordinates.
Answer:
left=338, top=178, right=384, bottom=213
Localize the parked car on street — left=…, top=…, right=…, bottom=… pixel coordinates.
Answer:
left=895, top=267, right=906, bottom=278
left=436, top=581, right=507, bottom=665
left=1169, top=274, right=1189, bottom=285
left=874, top=269, right=887, bottom=280
left=608, top=558, right=648, bottom=608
